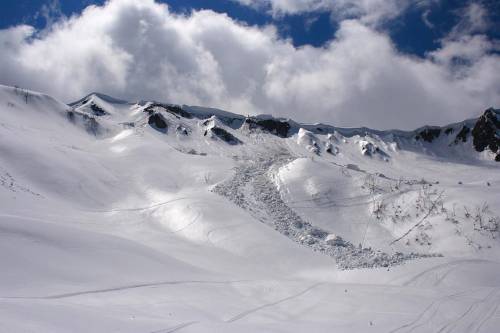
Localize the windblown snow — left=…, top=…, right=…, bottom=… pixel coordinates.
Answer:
left=1, top=85, right=499, bottom=332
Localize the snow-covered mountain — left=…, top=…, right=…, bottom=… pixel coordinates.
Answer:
left=1, top=84, right=499, bottom=332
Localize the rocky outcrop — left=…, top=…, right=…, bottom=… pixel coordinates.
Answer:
left=88, top=102, right=108, bottom=116
left=148, top=113, right=168, bottom=132
left=358, top=140, right=389, bottom=160
left=66, top=110, right=101, bottom=136
left=415, top=128, right=441, bottom=143
left=144, top=103, right=192, bottom=119
left=472, top=108, right=500, bottom=161
left=176, top=125, right=190, bottom=136
left=244, top=118, right=291, bottom=138
left=453, top=125, right=470, bottom=144
left=205, top=126, right=242, bottom=145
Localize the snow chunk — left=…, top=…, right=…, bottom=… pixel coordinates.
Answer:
left=297, top=128, right=320, bottom=154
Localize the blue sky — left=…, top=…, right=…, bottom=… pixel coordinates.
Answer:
left=2, top=0, right=498, bottom=55
left=0, top=0, right=499, bottom=129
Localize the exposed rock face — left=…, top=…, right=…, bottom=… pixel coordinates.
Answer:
left=66, top=110, right=101, bottom=135
left=358, top=140, right=389, bottom=160
left=472, top=108, right=500, bottom=161
left=88, top=102, right=108, bottom=116
left=454, top=125, right=470, bottom=144
left=176, top=125, right=190, bottom=136
left=325, top=143, right=339, bottom=155
left=144, top=103, right=192, bottom=119
left=205, top=126, right=242, bottom=145
left=415, top=128, right=441, bottom=143
left=245, top=118, right=291, bottom=138
left=148, top=113, right=168, bottom=132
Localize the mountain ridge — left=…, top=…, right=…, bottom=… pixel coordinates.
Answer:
left=67, top=88, right=500, bottom=161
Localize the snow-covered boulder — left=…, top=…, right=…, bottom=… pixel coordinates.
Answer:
left=297, top=128, right=320, bottom=154
left=326, top=234, right=348, bottom=247
left=358, top=139, right=389, bottom=160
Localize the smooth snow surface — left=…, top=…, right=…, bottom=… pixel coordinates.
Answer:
left=1, top=85, right=499, bottom=332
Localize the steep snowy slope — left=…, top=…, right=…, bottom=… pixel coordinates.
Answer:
left=0, top=84, right=499, bottom=332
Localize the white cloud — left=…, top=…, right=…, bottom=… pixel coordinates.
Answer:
left=232, top=0, right=418, bottom=26
left=449, top=2, right=490, bottom=38
left=0, top=0, right=498, bottom=129
left=34, top=0, right=65, bottom=27
left=421, top=9, right=434, bottom=29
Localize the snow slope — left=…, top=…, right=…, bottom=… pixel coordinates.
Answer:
left=0, top=84, right=499, bottom=332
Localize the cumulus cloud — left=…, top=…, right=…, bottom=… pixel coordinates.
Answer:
left=0, top=0, right=498, bottom=129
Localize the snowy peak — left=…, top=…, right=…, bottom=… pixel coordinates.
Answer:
left=472, top=107, right=500, bottom=161
left=69, top=92, right=130, bottom=107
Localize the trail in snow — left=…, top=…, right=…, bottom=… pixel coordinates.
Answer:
left=0, top=280, right=250, bottom=300
left=436, top=288, right=499, bottom=333
left=87, top=197, right=191, bottom=213
left=388, top=287, right=500, bottom=333
left=225, top=283, right=323, bottom=323
left=402, top=259, right=500, bottom=287
left=150, top=321, right=199, bottom=333
left=388, top=288, right=480, bottom=333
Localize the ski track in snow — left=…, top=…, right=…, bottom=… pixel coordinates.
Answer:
left=435, top=288, right=499, bottom=333
left=389, top=287, right=500, bottom=333
left=225, top=282, right=323, bottom=323
left=86, top=197, right=191, bottom=213
left=149, top=321, right=199, bottom=333
left=402, top=259, right=500, bottom=287
left=0, top=280, right=250, bottom=300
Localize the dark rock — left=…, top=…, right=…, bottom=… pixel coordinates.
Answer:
left=415, top=128, right=441, bottom=143
left=121, top=122, right=135, bottom=128
left=89, top=102, right=108, bottom=116
left=472, top=108, right=500, bottom=159
left=144, top=103, right=192, bottom=119
left=85, top=117, right=100, bottom=135
left=326, top=144, right=339, bottom=155
left=176, top=125, right=190, bottom=136
left=148, top=113, right=168, bottom=132
left=66, top=110, right=101, bottom=135
left=67, top=110, right=75, bottom=122
left=245, top=118, right=291, bottom=138
left=209, top=127, right=242, bottom=145
left=453, top=125, right=469, bottom=144
left=166, top=104, right=192, bottom=119
left=444, top=127, right=454, bottom=135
